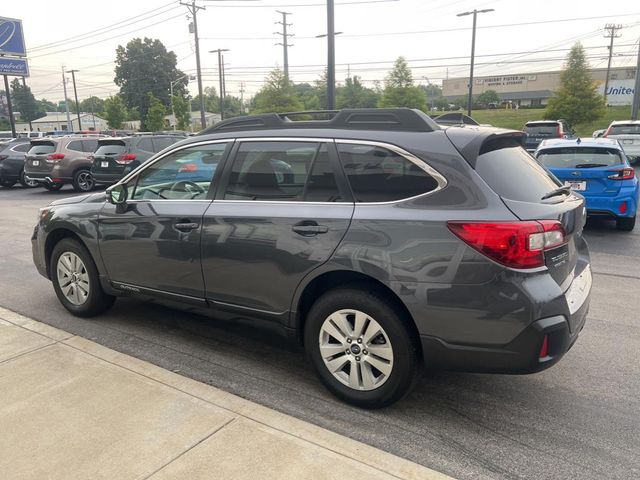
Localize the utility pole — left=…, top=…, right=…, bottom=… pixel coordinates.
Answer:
left=275, top=11, right=293, bottom=83
left=181, top=0, right=206, bottom=129
left=209, top=49, right=229, bottom=121
left=632, top=38, right=640, bottom=121
left=69, top=69, right=82, bottom=130
left=326, top=0, right=336, bottom=110
left=603, top=24, right=623, bottom=105
left=3, top=75, right=16, bottom=138
left=240, top=82, right=245, bottom=114
left=21, top=77, right=33, bottom=131
left=61, top=66, right=73, bottom=132
left=457, top=8, right=494, bottom=117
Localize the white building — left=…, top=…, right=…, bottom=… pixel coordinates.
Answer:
left=20, top=112, right=109, bottom=132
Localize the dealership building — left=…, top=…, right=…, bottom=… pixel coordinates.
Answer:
left=442, top=66, right=637, bottom=106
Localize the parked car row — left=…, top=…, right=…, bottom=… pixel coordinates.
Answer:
left=0, top=134, right=185, bottom=192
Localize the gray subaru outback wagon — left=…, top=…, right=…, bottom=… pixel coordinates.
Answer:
left=32, top=109, right=591, bottom=408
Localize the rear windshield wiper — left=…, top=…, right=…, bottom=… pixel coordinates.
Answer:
left=541, top=185, right=571, bottom=200
left=574, top=163, right=608, bottom=168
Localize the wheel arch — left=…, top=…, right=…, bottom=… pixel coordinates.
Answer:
left=292, top=269, right=421, bottom=355
left=44, top=228, right=91, bottom=278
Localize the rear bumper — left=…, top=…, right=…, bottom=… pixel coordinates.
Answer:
left=421, top=296, right=589, bottom=374
left=584, top=188, right=639, bottom=218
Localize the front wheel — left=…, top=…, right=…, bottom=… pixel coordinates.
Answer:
left=51, top=238, right=115, bottom=317
left=304, top=286, right=419, bottom=408
left=616, top=216, right=636, bottom=231
left=72, top=169, right=95, bottom=192
left=19, top=170, right=39, bottom=188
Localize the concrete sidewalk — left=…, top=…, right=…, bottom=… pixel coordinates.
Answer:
left=0, top=306, right=452, bottom=480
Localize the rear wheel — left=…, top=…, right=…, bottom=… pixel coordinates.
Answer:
left=72, top=169, right=95, bottom=192
left=304, top=286, right=419, bottom=408
left=616, top=216, right=636, bottom=231
left=19, top=170, right=39, bottom=188
left=51, top=238, right=115, bottom=317
left=43, top=182, right=64, bottom=191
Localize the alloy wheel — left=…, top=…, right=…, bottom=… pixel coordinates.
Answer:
left=76, top=171, right=94, bottom=191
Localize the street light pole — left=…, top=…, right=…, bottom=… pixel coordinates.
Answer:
left=457, top=8, right=494, bottom=117
left=69, top=70, right=82, bottom=130
left=209, top=49, right=229, bottom=121
left=61, top=66, right=73, bottom=132
left=170, top=74, right=195, bottom=131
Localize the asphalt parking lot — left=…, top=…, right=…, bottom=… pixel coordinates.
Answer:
left=1, top=183, right=639, bottom=480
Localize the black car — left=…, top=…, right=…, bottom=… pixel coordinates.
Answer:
left=523, top=119, right=572, bottom=152
left=91, top=135, right=184, bottom=186
left=32, top=109, right=592, bottom=408
left=0, top=138, right=40, bottom=188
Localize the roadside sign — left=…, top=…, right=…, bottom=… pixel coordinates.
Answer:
left=0, top=57, right=29, bottom=76
left=0, top=17, right=27, bottom=57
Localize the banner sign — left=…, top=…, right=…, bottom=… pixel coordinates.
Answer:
left=0, top=17, right=27, bottom=57
left=0, top=57, right=29, bottom=76
left=598, top=79, right=635, bottom=106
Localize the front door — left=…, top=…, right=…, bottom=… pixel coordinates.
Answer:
left=201, top=139, right=354, bottom=320
left=99, top=141, right=230, bottom=301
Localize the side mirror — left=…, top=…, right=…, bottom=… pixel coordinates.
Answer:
left=106, top=184, right=127, bottom=206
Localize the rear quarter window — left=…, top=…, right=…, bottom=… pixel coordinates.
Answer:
left=66, top=140, right=84, bottom=152
left=476, top=146, right=561, bottom=202
left=12, top=143, right=30, bottom=153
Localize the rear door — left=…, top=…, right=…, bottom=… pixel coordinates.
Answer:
left=536, top=146, right=627, bottom=196
left=99, top=141, right=229, bottom=300
left=200, top=139, right=354, bottom=320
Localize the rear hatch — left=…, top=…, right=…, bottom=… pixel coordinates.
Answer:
left=446, top=128, right=588, bottom=331
left=91, top=139, right=130, bottom=175
left=523, top=122, right=561, bottom=151
left=25, top=140, right=58, bottom=174
left=606, top=123, right=640, bottom=156
left=536, top=145, right=627, bottom=196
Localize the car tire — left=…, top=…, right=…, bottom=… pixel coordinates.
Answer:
left=51, top=238, right=115, bottom=317
left=616, top=216, right=636, bottom=231
left=19, top=170, right=39, bottom=188
left=43, top=182, right=64, bottom=191
left=0, top=178, right=16, bottom=188
left=304, top=286, right=419, bottom=409
left=72, top=169, right=95, bottom=192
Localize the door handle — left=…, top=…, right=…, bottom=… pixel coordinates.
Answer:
left=174, top=222, right=199, bottom=232
left=292, top=221, right=329, bottom=236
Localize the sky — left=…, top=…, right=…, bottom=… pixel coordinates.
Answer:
left=2, top=0, right=640, bottom=104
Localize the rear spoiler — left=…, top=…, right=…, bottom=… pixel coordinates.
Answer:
left=445, top=127, right=525, bottom=168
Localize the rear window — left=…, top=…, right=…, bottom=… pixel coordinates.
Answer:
left=524, top=123, right=560, bottom=136
left=28, top=142, right=56, bottom=155
left=95, top=140, right=127, bottom=156
left=476, top=146, right=561, bottom=202
left=608, top=124, right=640, bottom=136
left=537, top=147, right=624, bottom=169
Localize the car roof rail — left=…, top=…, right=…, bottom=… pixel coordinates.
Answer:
left=432, top=113, right=480, bottom=126
left=198, top=108, right=439, bottom=135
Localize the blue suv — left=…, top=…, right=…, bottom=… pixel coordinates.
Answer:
left=536, top=138, right=638, bottom=231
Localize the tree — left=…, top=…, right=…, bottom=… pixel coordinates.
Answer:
left=291, top=83, right=322, bottom=110
left=545, top=42, right=605, bottom=129
left=146, top=93, right=166, bottom=131
left=37, top=98, right=57, bottom=112
left=336, top=76, right=380, bottom=109
left=191, top=86, right=219, bottom=113
left=476, top=90, right=500, bottom=105
left=252, top=68, right=303, bottom=113
left=10, top=79, right=43, bottom=124
left=172, top=94, right=190, bottom=130
left=57, top=99, right=77, bottom=114
left=104, top=96, right=127, bottom=129
left=379, top=57, right=426, bottom=110
left=80, top=96, right=104, bottom=115
left=114, top=37, right=187, bottom=129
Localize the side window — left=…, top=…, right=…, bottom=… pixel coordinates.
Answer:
left=82, top=139, right=98, bottom=152
left=131, top=143, right=227, bottom=201
left=137, top=138, right=154, bottom=152
left=337, top=143, right=440, bottom=202
left=223, top=141, right=340, bottom=202
left=13, top=143, right=30, bottom=153
left=153, top=137, right=179, bottom=152
left=67, top=140, right=84, bottom=152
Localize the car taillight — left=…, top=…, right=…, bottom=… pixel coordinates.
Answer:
left=539, top=334, right=549, bottom=359
left=556, top=125, right=562, bottom=138
left=607, top=167, right=635, bottom=180
left=115, top=153, right=136, bottom=165
left=447, top=220, right=566, bottom=269
left=46, top=153, right=65, bottom=161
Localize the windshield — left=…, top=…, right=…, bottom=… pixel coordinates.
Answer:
left=537, top=147, right=624, bottom=168
left=524, top=123, right=560, bottom=136
left=608, top=124, right=640, bottom=136
left=95, top=141, right=127, bottom=156
left=28, top=142, right=56, bottom=155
